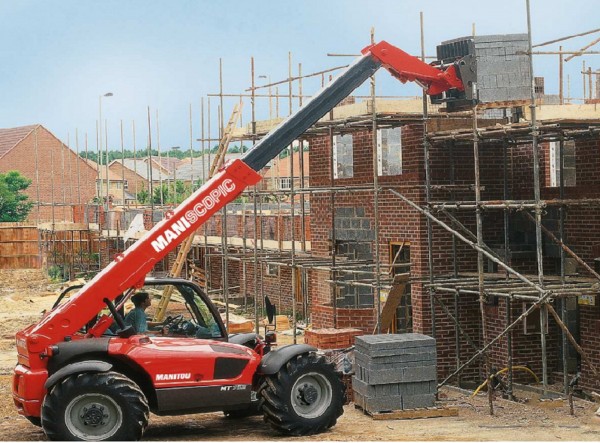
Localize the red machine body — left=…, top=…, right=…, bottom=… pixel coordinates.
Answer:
left=363, top=41, right=465, bottom=95
left=19, top=159, right=260, bottom=359
left=13, top=40, right=467, bottom=441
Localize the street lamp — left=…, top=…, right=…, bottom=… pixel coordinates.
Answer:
left=99, top=92, right=113, bottom=211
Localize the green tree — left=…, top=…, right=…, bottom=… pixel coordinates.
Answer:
left=0, top=171, right=34, bottom=221
left=152, top=183, right=170, bottom=205
left=171, top=180, right=189, bottom=204
left=136, top=189, right=149, bottom=204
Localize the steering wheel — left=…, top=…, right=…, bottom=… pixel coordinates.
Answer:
left=163, top=314, right=184, bottom=331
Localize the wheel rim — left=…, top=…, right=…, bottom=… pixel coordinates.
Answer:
left=64, top=393, right=123, bottom=440
left=291, top=372, right=333, bottom=419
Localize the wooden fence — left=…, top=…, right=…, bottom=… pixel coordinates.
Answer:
left=0, top=223, right=41, bottom=269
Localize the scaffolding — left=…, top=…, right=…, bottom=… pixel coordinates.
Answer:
left=5, top=9, right=600, bottom=418
left=189, top=19, right=600, bottom=416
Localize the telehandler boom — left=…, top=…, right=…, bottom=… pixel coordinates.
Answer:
left=13, top=40, right=469, bottom=441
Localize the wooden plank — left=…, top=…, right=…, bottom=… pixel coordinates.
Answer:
left=365, top=406, right=459, bottom=420
left=378, top=273, right=409, bottom=332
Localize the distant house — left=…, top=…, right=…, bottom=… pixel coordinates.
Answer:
left=170, top=153, right=243, bottom=186
left=261, top=150, right=310, bottom=195
left=109, top=157, right=181, bottom=199
left=150, top=155, right=181, bottom=174
left=90, top=162, right=136, bottom=206
left=0, top=124, right=97, bottom=222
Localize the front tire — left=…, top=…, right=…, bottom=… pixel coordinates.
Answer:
left=25, top=415, right=42, bottom=427
left=259, top=353, right=344, bottom=436
left=42, top=371, right=149, bottom=441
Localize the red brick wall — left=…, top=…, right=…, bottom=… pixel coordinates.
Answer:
left=195, top=119, right=600, bottom=391
left=0, top=126, right=97, bottom=222
left=108, top=162, right=149, bottom=199
left=306, top=120, right=600, bottom=390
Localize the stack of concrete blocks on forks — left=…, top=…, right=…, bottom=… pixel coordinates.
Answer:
left=353, top=333, right=437, bottom=413
left=435, top=33, right=531, bottom=111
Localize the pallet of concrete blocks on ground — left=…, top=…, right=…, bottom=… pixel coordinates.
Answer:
left=354, top=333, right=435, bottom=356
left=354, top=334, right=437, bottom=384
left=352, top=333, right=437, bottom=413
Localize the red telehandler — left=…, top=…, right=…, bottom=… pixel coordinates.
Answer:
left=13, top=40, right=469, bottom=441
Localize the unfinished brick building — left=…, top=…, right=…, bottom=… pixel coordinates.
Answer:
left=198, top=99, right=600, bottom=399
left=0, top=125, right=97, bottom=222
left=301, top=103, right=600, bottom=395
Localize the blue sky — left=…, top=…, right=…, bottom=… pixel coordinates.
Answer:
left=0, top=0, right=598, bottom=154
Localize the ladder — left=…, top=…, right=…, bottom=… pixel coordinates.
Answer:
left=153, top=101, right=243, bottom=322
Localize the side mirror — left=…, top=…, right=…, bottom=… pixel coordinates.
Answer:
left=265, top=296, right=276, bottom=325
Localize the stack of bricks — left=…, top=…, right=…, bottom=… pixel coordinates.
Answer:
left=353, top=333, right=437, bottom=413
left=304, top=328, right=363, bottom=350
left=305, top=328, right=362, bottom=404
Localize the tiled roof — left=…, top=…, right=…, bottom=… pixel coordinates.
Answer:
left=263, top=151, right=310, bottom=179
left=118, top=159, right=163, bottom=180
left=0, top=125, right=39, bottom=159
left=149, top=155, right=181, bottom=172
left=170, top=153, right=242, bottom=181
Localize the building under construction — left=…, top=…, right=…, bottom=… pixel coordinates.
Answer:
left=1, top=23, right=600, bottom=413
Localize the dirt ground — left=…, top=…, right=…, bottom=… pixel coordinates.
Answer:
left=0, top=269, right=599, bottom=441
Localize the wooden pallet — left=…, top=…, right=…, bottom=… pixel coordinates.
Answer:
left=356, top=404, right=459, bottom=420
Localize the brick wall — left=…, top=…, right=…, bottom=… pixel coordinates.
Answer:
left=0, top=126, right=97, bottom=222
left=108, top=162, right=149, bottom=199
left=198, top=116, right=600, bottom=391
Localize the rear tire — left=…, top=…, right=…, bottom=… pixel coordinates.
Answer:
left=42, top=371, right=149, bottom=441
left=259, top=353, right=344, bottom=436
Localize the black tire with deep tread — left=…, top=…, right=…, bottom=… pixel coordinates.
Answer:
left=42, top=371, right=149, bottom=441
left=222, top=404, right=260, bottom=419
left=25, top=415, right=42, bottom=427
left=258, top=353, right=344, bottom=436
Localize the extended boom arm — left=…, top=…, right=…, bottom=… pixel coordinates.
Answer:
left=22, top=40, right=465, bottom=356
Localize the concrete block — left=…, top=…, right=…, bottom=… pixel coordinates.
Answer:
left=355, top=364, right=437, bottom=385
left=335, top=208, right=354, bottom=218
left=355, top=349, right=436, bottom=366
left=402, top=393, right=436, bottom=409
left=352, top=377, right=436, bottom=397
left=354, top=391, right=436, bottom=412
left=354, top=358, right=426, bottom=372
left=354, top=391, right=403, bottom=413
left=355, top=333, right=436, bottom=351
left=355, top=346, right=436, bottom=359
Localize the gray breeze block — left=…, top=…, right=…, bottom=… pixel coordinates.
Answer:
left=352, top=376, right=437, bottom=397
left=354, top=350, right=437, bottom=370
left=355, top=333, right=436, bottom=350
left=355, top=363, right=437, bottom=385
left=436, top=33, right=532, bottom=105
left=402, top=393, right=437, bottom=410
left=354, top=391, right=436, bottom=413
left=354, top=391, right=403, bottom=413
left=354, top=344, right=437, bottom=359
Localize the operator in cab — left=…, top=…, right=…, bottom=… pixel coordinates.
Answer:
left=124, top=292, right=163, bottom=334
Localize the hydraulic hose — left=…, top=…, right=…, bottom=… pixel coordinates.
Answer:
left=471, top=366, right=539, bottom=398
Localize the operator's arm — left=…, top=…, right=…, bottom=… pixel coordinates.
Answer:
left=124, top=309, right=147, bottom=334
